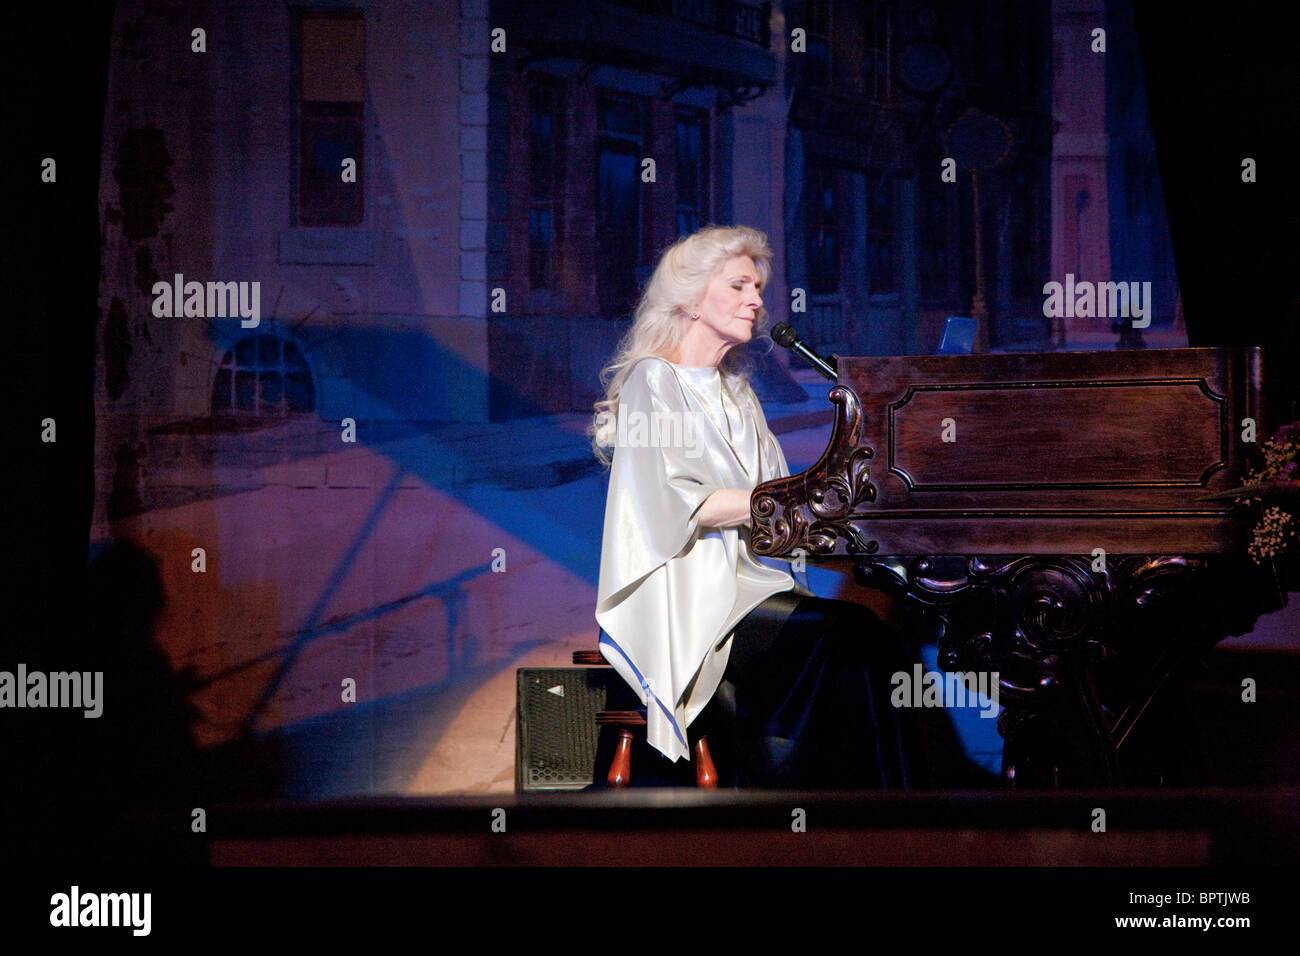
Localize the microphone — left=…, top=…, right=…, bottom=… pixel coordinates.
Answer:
left=770, top=322, right=838, bottom=381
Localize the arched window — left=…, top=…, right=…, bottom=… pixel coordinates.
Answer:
left=212, top=335, right=315, bottom=416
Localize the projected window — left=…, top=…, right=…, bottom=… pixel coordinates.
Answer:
left=529, top=75, right=564, bottom=290
left=918, top=160, right=957, bottom=301
left=805, top=0, right=833, bottom=90
left=806, top=164, right=839, bottom=294
left=868, top=175, right=899, bottom=295
left=675, top=109, right=708, bottom=238
left=213, top=336, right=316, bottom=416
left=595, top=92, right=645, bottom=314
left=1009, top=163, right=1047, bottom=300
left=296, top=12, right=365, bottom=226
left=863, top=1, right=895, bottom=103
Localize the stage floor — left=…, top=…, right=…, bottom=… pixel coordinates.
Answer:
left=204, top=785, right=1300, bottom=866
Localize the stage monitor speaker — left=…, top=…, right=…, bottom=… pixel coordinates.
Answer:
left=516, top=667, right=638, bottom=792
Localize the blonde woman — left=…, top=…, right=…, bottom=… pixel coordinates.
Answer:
left=591, top=225, right=912, bottom=788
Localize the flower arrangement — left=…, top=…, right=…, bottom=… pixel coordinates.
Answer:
left=1199, top=423, right=1300, bottom=564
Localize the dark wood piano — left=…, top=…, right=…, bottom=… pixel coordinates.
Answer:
left=750, top=347, right=1287, bottom=787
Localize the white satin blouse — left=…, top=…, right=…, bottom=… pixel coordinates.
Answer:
left=594, top=356, right=807, bottom=762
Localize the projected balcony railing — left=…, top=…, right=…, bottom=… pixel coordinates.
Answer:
left=609, top=0, right=770, bottom=46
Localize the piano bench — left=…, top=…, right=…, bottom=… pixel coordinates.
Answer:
left=574, top=650, right=717, bottom=788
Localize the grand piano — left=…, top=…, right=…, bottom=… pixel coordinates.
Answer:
left=750, top=347, right=1287, bottom=787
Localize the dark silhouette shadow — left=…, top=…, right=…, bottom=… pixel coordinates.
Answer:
left=9, top=541, right=209, bottom=865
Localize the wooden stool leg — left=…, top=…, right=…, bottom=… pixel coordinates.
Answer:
left=693, top=736, right=718, bottom=789
left=608, top=729, right=634, bottom=788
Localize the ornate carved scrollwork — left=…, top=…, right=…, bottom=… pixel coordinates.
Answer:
left=854, top=551, right=1279, bottom=787
left=752, top=385, right=879, bottom=557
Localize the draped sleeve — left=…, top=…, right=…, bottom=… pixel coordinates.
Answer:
left=595, top=358, right=795, bottom=762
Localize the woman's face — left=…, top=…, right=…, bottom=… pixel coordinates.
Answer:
left=689, top=254, right=763, bottom=351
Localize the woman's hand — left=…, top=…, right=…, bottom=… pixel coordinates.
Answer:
left=697, top=488, right=753, bottom=529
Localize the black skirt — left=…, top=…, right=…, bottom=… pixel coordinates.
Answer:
left=689, top=591, right=918, bottom=789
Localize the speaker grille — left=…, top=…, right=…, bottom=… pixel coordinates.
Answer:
left=516, top=668, right=608, bottom=791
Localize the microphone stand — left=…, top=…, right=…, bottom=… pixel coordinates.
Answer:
left=770, top=322, right=838, bottom=382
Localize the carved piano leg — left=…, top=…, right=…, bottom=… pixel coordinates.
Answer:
left=938, top=558, right=1125, bottom=788
left=856, top=553, right=1278, bottom=788
left=1057, top=657, right=1121, bottom=786
left=995, top=657, right=1118, bottom=788
left=607, top=729, right=634, bottom=788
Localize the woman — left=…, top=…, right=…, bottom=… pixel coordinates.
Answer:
left=591, top=225, right=913, bottom=788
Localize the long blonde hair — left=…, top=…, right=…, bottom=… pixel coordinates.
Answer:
left=589, top=224, right=774, bottom=464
